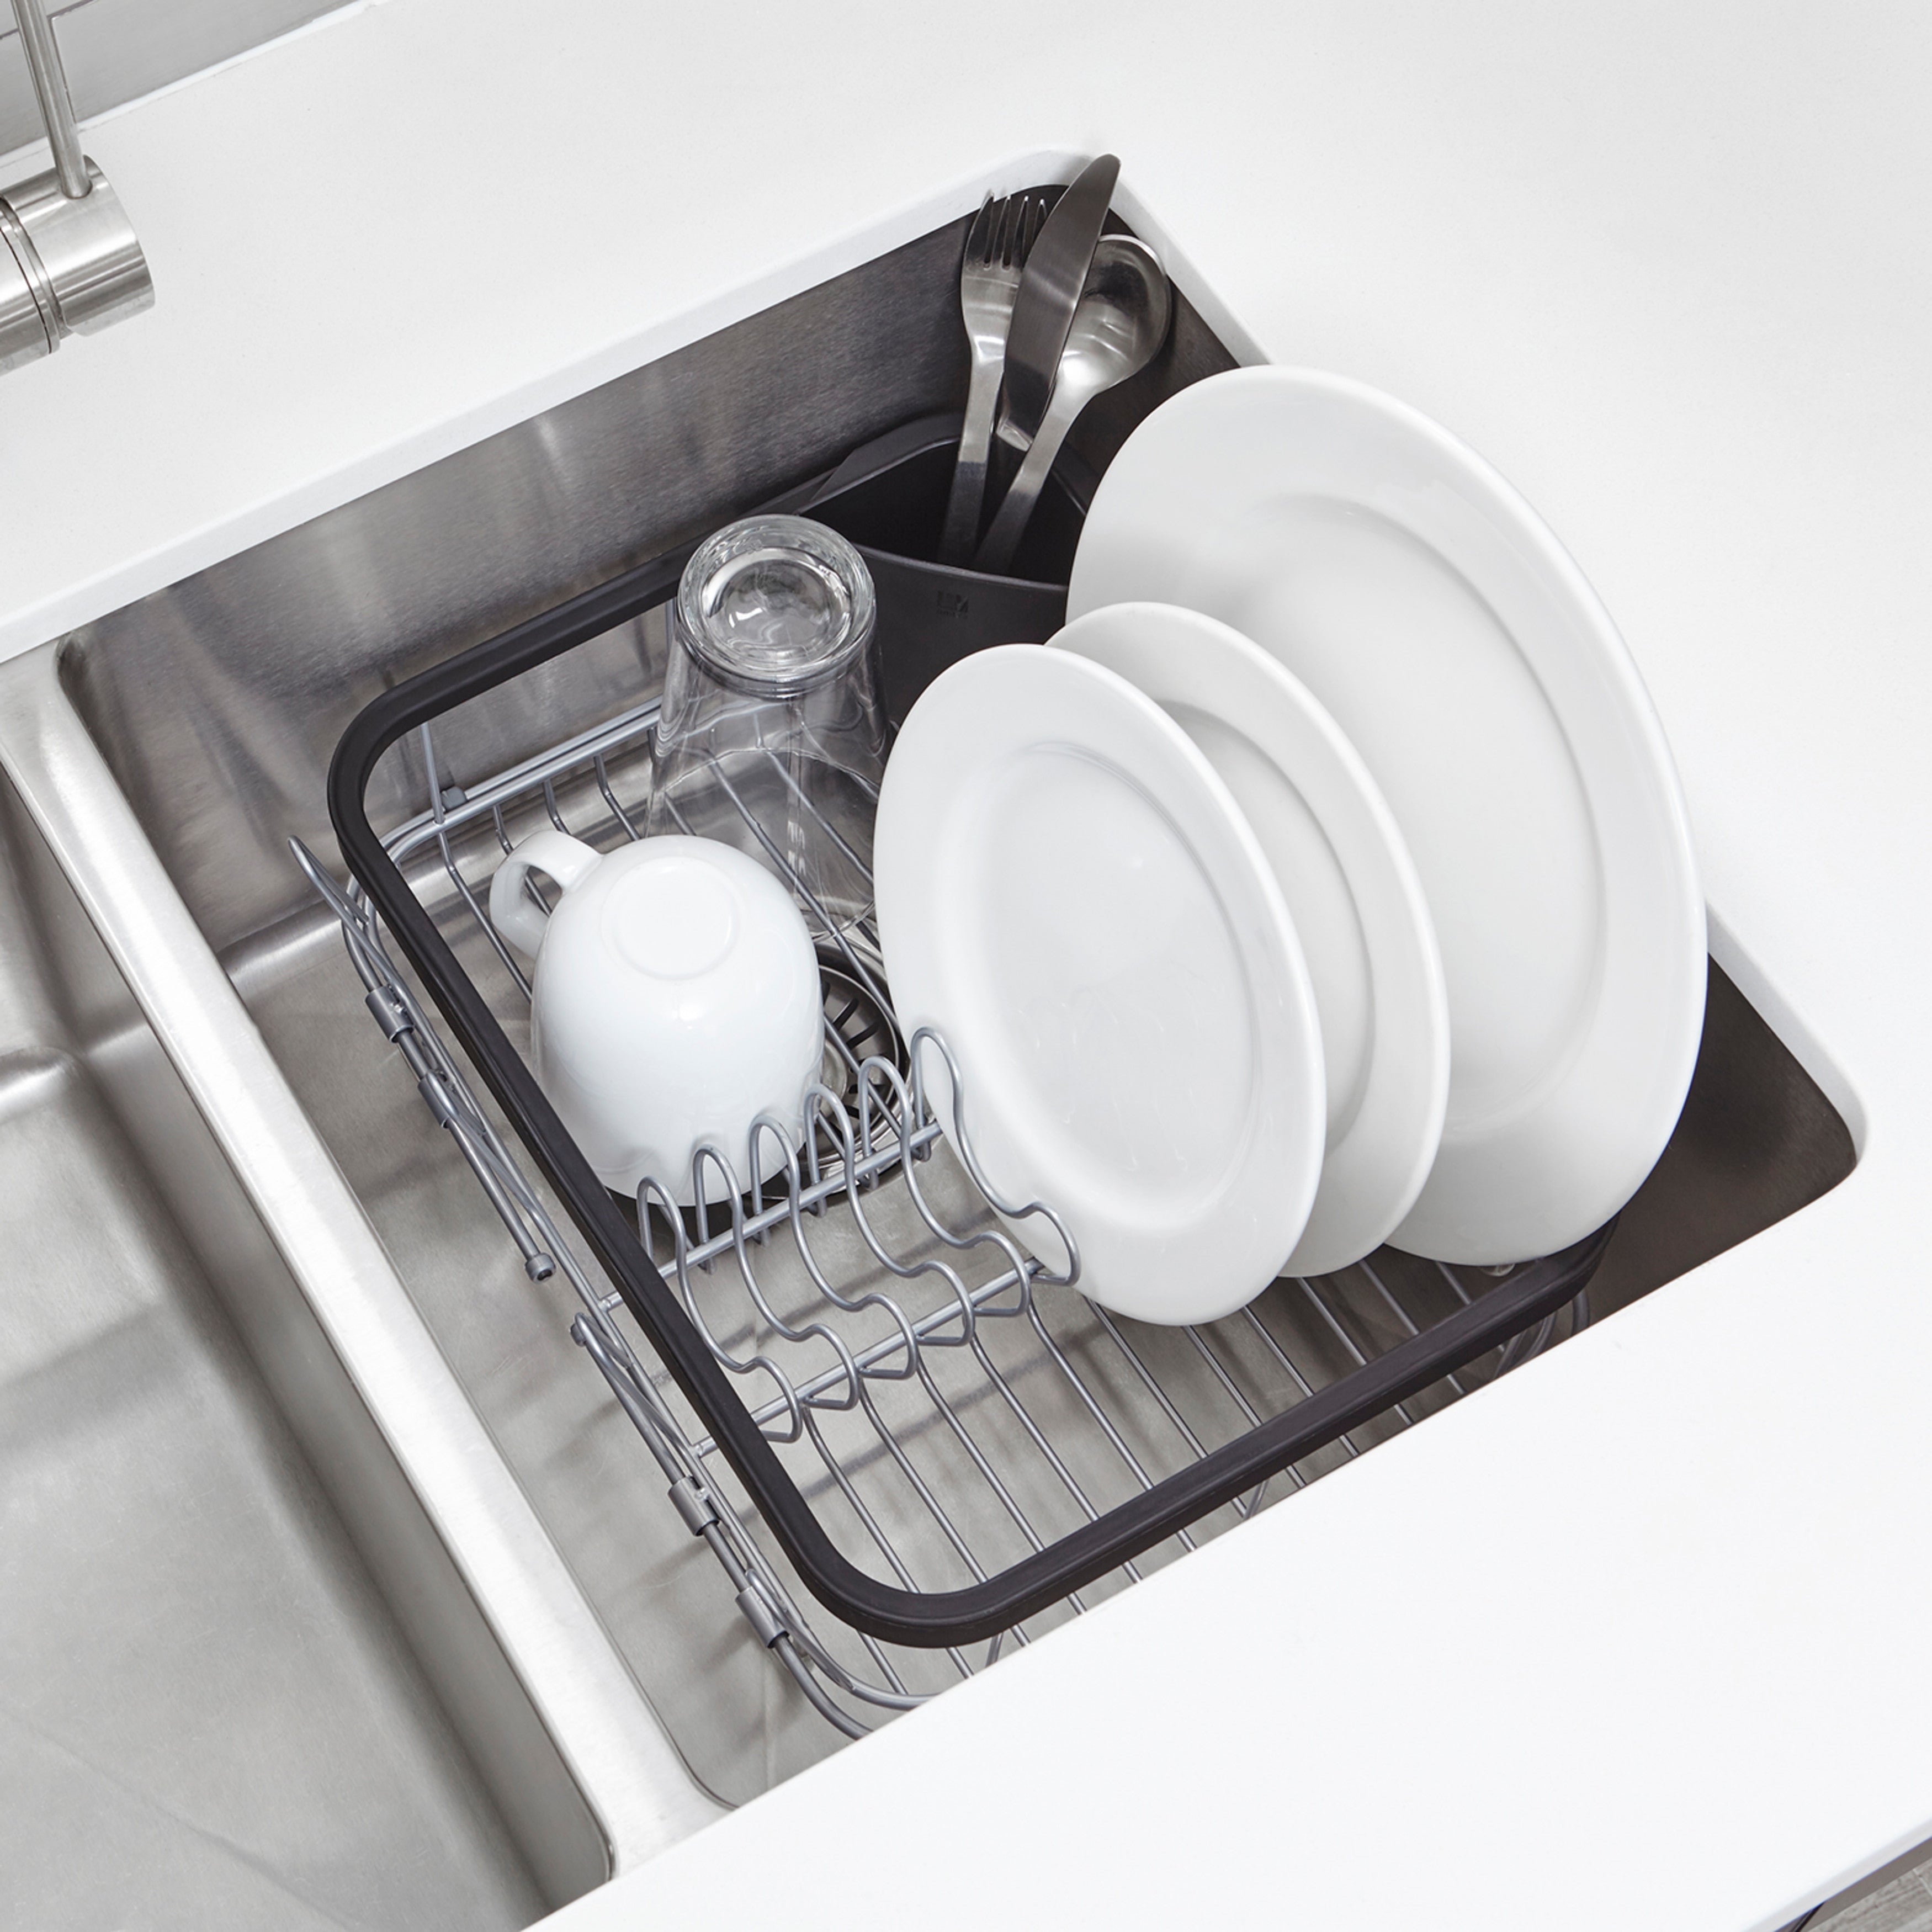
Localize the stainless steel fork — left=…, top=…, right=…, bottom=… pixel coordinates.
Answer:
left=937, top=191, right=1045, bottom=566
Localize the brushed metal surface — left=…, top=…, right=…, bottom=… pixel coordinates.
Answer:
left=1588, top=958, right=1854, bottom=1318
left=0, top=755, right=543, bottom=1928
left=996, top=152, right=1118, bottom=449
left=0, top=204, right=50, bottom=367
left=0, top=645, right=726, bottom=1916
left=59, top=213, right=1234, bottom=958
left=61, top=220, right=967, bottom=954
left=7, top=0, right=86, bottom=196
left=3, top=157, right=153, bottom=335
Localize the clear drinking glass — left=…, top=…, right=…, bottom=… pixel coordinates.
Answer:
left=646, top=516, right=885, bottom=941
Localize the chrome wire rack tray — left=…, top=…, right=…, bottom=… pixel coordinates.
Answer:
left=318, top=464, right=1609, bottom=1684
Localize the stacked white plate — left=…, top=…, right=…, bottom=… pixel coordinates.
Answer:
left=875, top=367, right=1705, bottom=1325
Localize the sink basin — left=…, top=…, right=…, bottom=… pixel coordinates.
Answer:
left=0, top=201, right=1856, bottom=1917
left=0, top=768, right=550, bottom=1928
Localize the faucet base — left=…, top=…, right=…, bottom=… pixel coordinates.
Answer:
left=0, top=158, right=153, bottom=371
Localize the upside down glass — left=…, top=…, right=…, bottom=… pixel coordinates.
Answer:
left=646, top=516, right=887, bottom=942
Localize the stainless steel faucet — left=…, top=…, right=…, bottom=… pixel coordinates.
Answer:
left=0, top=0, right=153, bottom=375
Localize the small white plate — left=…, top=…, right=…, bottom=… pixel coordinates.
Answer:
left=1069, top=368, right=1705, bottom=1264
left=873, top=644, right=1326, bottom=1326
left=1054, top=603, right=1449, bottom=1276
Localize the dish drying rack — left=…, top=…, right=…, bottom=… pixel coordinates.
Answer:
left=309, top=518, right=1610, bottom=1737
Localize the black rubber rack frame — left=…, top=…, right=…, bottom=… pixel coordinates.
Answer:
left=327, top=454, right=1611, bottom=1651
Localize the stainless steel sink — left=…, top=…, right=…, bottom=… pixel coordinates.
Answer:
left=0, top=574, right=721, bottom=1918
left=0, top=208, right=1856, bottom=1922
left=0, top=766, right=556, bottom=1928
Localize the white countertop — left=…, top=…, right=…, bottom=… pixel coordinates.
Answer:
left=9, top=4, right=1929, bottom=1926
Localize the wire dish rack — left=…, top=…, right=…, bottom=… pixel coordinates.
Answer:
left=305, top=522, right=1609, bottom=1734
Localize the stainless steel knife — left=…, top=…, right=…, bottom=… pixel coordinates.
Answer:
left=993, top=153, right=1120, bottom=454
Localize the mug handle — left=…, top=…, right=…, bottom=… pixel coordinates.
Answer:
left=489, top=829, right=604, bottom=959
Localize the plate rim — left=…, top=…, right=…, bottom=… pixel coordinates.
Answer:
left=1052, top=599, right=1451, bottom=1275
left=873, top=640, right=1329, bottom=1324
left=1067, top=364, right=1706, bottom=1263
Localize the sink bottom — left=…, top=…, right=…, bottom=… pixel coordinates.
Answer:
left=0, top=797, right=546, bottom=1929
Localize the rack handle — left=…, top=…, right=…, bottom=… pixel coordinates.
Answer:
left=9, top=0, right=88, bottom=200
left=489, top=830, right=602, bottom=958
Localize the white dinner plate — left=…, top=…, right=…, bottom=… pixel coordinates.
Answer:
left=1069, top=368, right=1705, bottom=1263
left=873, top=644, right=1326, bottom=1326
left=1054, top=602, right=1450, bottom=1276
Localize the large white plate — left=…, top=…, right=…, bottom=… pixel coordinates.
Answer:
left=873, top=644, right=1326, bottom=1326
left=1054, top=602, right=1449, bottom=1276
left=1069, top=368, right=1705, bottom=1263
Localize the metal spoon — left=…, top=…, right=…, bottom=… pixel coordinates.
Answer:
left=973, top=234, right=1171, bottom=576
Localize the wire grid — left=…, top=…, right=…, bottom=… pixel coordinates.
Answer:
left=296, top=689, right=1585, bottom=1737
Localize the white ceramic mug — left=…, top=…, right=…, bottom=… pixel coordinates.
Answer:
left=488, top=829, right=823, bottom=1205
